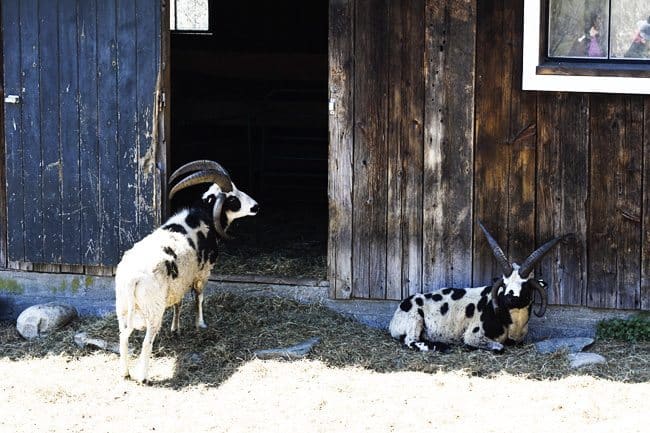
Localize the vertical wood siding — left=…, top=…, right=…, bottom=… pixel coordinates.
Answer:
left=329, top=0, right=477, bottom=301
left=422, top=1, right=475, bottom=293
left=329, top=0, right=649, bottom=310
left=2, top=0, right=161, bottom=267
left=328, top=0, right=354, bottom=299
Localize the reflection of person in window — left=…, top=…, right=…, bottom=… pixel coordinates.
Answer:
left=624, top=17, right=650, bottom=58
left=569, top=12, right=605, bottom=57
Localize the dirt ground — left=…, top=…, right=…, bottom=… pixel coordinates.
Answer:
left=1, top=293, right=649, bottom=433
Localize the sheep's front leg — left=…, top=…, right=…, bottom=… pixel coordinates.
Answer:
left=463, top=333, right=504, bottom=353
left=194, top=289, right=207, bottom=329
left=170, top=303, right=181, bottom=334
left=132, top=320, right=162, bottom=384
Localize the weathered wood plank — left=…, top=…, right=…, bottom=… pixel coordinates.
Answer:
left=386, top=0, right=424, bottom=299
left=97, top=0, right=120, bottom=264
left=423, top=0, right=476, bottom=292
left=352, top=0, right=389, bottom=299
left=40, top=0, right=63, bottom=263
left=616, top=96, right=643, bottom=309
left=0, top=17, right=5, bottom=266
left=78, top=0, right=101, bottom=265
left=536, top=92, right=588, bottom=306
left=135, top=0, right=160, bottom=239
left=116, top=0, right=139, bottom=254
left=59, top=0, right=82, bottom=264
left=3, top=0, right=25, bottom=262
left=642, top=97, right=650, bottom=310
left=588, top=94, right=642, bottom=309
left=327, top=0, right=354, bottom=299
left=503, top=0, right=536, bottom=265
left=20, top=0, right=43, bottom=263
left=473, top=0, right=510, bottom=283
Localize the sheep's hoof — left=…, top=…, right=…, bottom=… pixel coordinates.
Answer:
left=130, top=367, right=148, bottom=384
left=195, top=322, right=208, bottom=330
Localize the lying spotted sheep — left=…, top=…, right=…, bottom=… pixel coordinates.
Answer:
left=390, top=222, right=570, bottom=352
left=115, top=160, right=258, bottom=382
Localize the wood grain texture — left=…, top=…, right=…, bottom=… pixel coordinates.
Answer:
left=3, top=0, right=24, bottom=263
left=386, top=0, right=424, bottom=299
left=39, top=0, right=62, bottom=263
left=97, top=0, right=120, bottom=265
left=642, top=97, right=650, bottom=310
left=473, top=0, right=511, bottom=284
left=2, top=0, right=161, bottom=268
left=588, top=95, right=642, bottom=309
left=352, top=0, right=389, bottom=299
left=328, top=0, right=354, bottom=299
left=423, top=0, right=476, bottom=293
left=20, top=0, right=43, bottom=264
left=536, top=92, right=588, bottom=306
left=59, top=0, right=82, bottom=264
left=135, top=0, right=160, bottom=240
left=117, top=0, right=139, bottom=254
left=78, top=0, right=101, bottom=265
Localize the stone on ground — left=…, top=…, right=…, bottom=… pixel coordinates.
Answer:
left=16, top=302, right=78, bottom=340
left=534, top=337, right=594, bottom=354
left=568, top=352, right=606, bottom=368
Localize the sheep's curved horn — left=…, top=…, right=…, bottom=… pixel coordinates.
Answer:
left=517, top=235, right=566, bottom=279
left=490, top=277, right=504, bottom=314
left=212, top=193, right=232, bottom=240
left=478, top=221, right=513, bottom=275
left=528, top=279, right=548, bottom=317
left=169, top=170, right=233, bottom=200
left=168, top=160, right=231, bottom=185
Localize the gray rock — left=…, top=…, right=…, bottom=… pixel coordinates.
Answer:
left=74, top=331, right=120, bottom=354
left=568, top=352, right=606, bottom=368
left=16, top=302, right=78, bottom=339
left=254, top=337, right=321, bottom=360
left=534, top=337, right=594, bottom=354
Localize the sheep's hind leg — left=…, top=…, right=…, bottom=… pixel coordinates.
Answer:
left=170, top=303, right=181, bottom=335
left=117, top=316, right=133, bottom=378
left=132, top=321, right=162, bottom=384
left=404, top=335, right=450, bottom=353
left=194, top=289, right=207, bottom=329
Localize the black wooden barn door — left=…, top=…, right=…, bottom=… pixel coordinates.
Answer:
left=2, top=0, right=164, bottom=268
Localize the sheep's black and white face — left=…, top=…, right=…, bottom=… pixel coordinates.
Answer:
left=494, top=264, right=547, bottom=342
left=496, top=265, right=534, bottom=310
left=202, top=183, right=259, bottom=227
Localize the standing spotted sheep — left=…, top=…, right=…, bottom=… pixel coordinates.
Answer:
left=115, top=160, right=258, bottom=383
left=390, top=222, right=571, bottom=353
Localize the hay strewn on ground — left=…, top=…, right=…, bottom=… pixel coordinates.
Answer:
left=216, top=205, right=327, bottom=280
left=1, top=292, right=648, bottom=388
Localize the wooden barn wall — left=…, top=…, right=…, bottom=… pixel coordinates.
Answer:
left=1, top=0, right=162, bottom=270
left=475, top=0, right=649, bottom=311
left=328, top=0, right=476, bottom=300
left=329, top=0, right=649, bottom=311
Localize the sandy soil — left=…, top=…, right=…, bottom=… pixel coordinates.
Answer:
left=1, top=353, right=648, bottom=433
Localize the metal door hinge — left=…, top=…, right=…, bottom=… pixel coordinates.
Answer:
left=4, top=95, right=20, bottom=104
left=158, top=91, right=166, bottom=110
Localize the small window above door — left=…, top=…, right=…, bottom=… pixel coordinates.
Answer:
left=170, top=0, right=209, bottom=32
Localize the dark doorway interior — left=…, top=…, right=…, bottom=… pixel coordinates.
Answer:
left=170, top=1, right=329, bottom=280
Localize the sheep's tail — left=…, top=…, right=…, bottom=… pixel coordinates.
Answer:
left=115, top=272, right=139, bottom=329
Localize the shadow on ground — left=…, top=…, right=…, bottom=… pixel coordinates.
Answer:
left=1, top=291, right=649, bottom=388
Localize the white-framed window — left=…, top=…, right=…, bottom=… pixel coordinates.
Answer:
left=170, top=0, right=209, bottom=32
left=523, top=0, right=650, bottom=94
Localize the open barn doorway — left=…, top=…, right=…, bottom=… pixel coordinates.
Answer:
left=169, top=1, right=329, bottom=282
